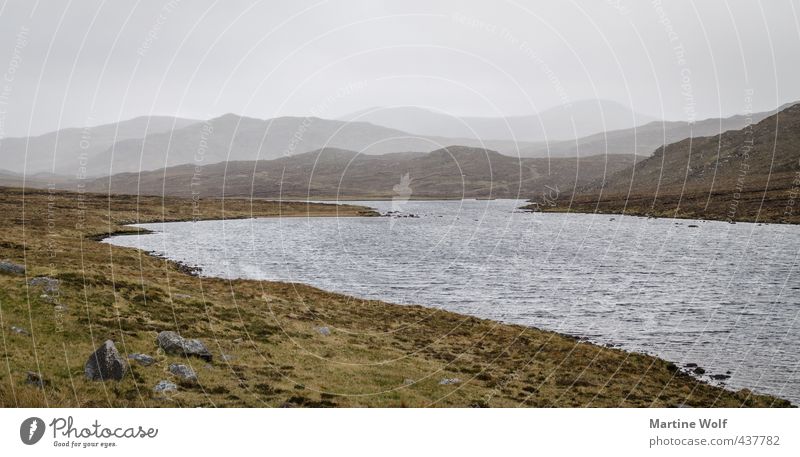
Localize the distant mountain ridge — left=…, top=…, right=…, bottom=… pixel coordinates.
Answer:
left=0, top=116, right=199, bottom=176
left=591, top=103, right=800, bottom=195
left=519, top=102, right=799, bottom=158
left=340, top=100, right=658, bottom=142
left=84, top=146, right=641, bottom=199
left=4, top=100, right=796, bottom=180
left=530, top=102, right=800, bottom=223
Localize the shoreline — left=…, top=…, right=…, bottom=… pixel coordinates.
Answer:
left=0, top=187, right=792, bottom=407
left=523, top=187, right=800, bottom=225
left=526, top=206, right=800, bottom=226
left=104, top=209, right=793, bottom=406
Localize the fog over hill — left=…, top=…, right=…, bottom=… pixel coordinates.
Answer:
left=5, top=101, right=794, bottom=180
left=0, top=116, right=199, bottom=176
left=340, top=100, right=658, bottom=142
left=534, top=102, right=800, bottom=223
left=519, top=102, right=799, bottom=159
left=84, top=146, right=640, bottom=200
left=590, top=103, right=800, bottom=196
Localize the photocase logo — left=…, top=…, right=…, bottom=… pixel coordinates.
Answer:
left=392, top=173, right=413, bottom=211
left=389, top=173, right=413, bottom=228
left=20, top=417, right=45, bottom=445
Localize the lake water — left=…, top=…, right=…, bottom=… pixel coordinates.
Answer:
left=106, top=199, right=800, bottom=403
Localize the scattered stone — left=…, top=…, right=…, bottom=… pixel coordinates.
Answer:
left=693, top=367, right=706, bottom=375
left=688, top=224, right=699, bottom=228
left=0, top=260, right=25, bottom=275
left=10, top=325, right=29, bottom=335
left=683, top=363, right=698, bottom=368
left=710, top=374, right=731, bottom=381
left=29, top=276, right=60, bottom=293
left=315, top=326, right=331, bottom=336
left=157, top=331, right=212, bottom=362
left=169, top=363, right=198, bottom=386
left=736, top=388, right=753, bottom=399
left=85, top=340, right=128, bottom=381
left=403, top=378, right=415, bottom=385
left=439, top=378, right=462, bottom=385
left=128, top=353, right=155, bottom=367
left=153, top=380, right=178, bottom=394
left=26, top=371, right=47, bottom=388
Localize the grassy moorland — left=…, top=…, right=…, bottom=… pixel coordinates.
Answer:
left=0, top=187, right=790, bottom=407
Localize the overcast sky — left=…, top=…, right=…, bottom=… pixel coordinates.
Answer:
left=0, top=0, right=798, bottom=137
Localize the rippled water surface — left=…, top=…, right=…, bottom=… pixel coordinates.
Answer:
left=106, top=199, right=800, bottom=403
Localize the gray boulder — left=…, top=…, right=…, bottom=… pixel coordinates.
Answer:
left=316, top=326, right=331, bottom=336
left=439, top=378, right=462, bottom=385
left=85, top=340, right=128, bottom=381
left=128, top=353, right=155, bottom=367
left=153, top=380, right=178, bottom=393
left=0, top=260, right=25, bottom=275
left=157, top=331, right=212, bottom=362
left=29, top=277, right=60, bottom=293
left=168, top=363, right=198, bottom=386
left=26, top=371, right=47, bottom=388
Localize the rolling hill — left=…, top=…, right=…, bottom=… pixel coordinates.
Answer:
left=0, top=116, right=199, bottom=176
left=70, top=114, right=548, bottom=177
left=518, top=102, right=798, bottom=158
left=340, top=100, right=657, bottom=143
left=84, top=146, right=641, bottom=200
left=528, top=103, right=800, bottom=223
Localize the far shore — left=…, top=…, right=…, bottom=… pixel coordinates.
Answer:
left=523, top=188, right=800, bottom=225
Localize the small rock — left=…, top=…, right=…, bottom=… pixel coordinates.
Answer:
left=439, top=378, right=462, bottom=385
left=315, top=326, right=331, bottom=336
left=85, top=340, right=128, bottom=381
left=168, top=363, right=198, bottom=386
left=688, top=224, right=699, bottom=228
left=29, top=277, right=60, bottom=293
left=153, top=380, right=178, bottom=393
left=683, top=363, right=698, bottom=368
left=0, top=260, right=25, bottom=275
left=10, top=326, right=29, bottom=335
left=693, top=367, right=706, bottom=375
left=128, top=353, right=155, bottom=367
left=26, top=371, right=46, bottom=388
left=710, top=374, right=731, bottom=381
left=157, top=331, right=212, bottom=362
left=736, top=388, right=753, bottom=398
left=403, top=378, right=415, bottom=385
